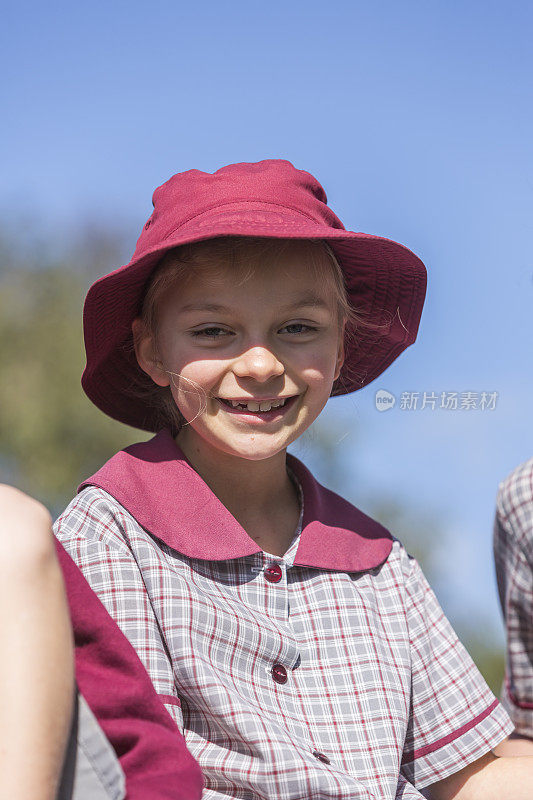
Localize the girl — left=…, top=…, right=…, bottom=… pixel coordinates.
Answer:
left=54, top=159, right=531, bottom=798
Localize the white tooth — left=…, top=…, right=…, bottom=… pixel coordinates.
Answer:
left=222, top=398, right=290, bottom=412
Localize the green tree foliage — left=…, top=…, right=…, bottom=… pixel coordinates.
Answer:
left=0, top=231, right=141, bottom=514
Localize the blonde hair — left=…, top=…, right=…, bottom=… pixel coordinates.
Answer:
left=126, top=236, right=371, bottom=435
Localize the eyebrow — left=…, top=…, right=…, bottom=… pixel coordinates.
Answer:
left=179, top=292, right=331, bottom=314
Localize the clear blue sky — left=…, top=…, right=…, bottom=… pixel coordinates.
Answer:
left=3, top=0, right=532, bottom=642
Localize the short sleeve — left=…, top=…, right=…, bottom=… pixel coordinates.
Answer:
left=400, top=555, right=513, bottom=789
left=394, top=775, right=429, bottom=798
left=54, top=486, right=184, bottom=731
left=493, top=463, right=533, bottom=737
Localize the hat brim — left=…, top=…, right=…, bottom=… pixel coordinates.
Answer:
left=82, top=207, right=426, bottom=432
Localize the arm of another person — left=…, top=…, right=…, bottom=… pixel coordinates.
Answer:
left=423, top=750, right=533, bottom=798
left=53, top=486, right=203, bottom=800
left=493, top=731, right=533, bottom=756
left=0, top=484, right=75, bottom=800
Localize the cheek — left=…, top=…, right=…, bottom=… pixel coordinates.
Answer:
left=298, top=339, right=341, bottom=381
left=297, top=358, right=339, bottom=394
left=171, top=357, right=225, bottom=396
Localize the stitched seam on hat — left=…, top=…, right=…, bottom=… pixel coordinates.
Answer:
left=160, top=200, right=323, bottom=243
left=339, top=257, right=423, bottom=389
left=361, top=258, right=424, bottom=382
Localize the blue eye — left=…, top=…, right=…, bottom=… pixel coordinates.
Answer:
left=191, top=327, right=230, bottom=338
left=281, top=323, right=317, bottom=334
left=190, top=323, right=317, bottom=339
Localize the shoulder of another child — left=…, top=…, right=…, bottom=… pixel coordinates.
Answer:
left=495, top=457, right=533, bottom=551
left=53, top=485, right=136, bottom=553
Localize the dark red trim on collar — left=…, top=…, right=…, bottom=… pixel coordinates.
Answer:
left=78, top=429, right=392, bottom=572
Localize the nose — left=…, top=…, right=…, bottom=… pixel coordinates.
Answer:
left=231, top=346, right=285, bottom=383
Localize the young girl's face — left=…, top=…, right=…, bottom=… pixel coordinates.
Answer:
left=136, top=251, right=345, bottom=464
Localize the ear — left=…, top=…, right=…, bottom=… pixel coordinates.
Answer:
left=333, top=329, right=345, bottom=382
left=131, top=318, right=170, bottom=388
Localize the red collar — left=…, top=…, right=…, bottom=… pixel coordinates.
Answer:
left=79, top=429, right=392, bottom=572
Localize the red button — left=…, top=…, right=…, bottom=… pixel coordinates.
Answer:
left=271, top=664, right=287, bottom=684
left=312, top=750, right=331, bottom=764
left=264, top=564, right=282, bottom=583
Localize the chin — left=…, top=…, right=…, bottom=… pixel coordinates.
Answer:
left=209, top=436, right=288, bottom=463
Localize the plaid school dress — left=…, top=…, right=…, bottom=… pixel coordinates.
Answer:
left=493, top=457, right=533, bottom=739
left=54, top=429, right=512, bottom=799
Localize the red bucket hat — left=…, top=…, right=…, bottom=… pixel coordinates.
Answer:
left=82, top=159, right=427, bottom=432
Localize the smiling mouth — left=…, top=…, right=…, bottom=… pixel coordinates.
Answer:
left=216, top=395, right=298, bottom=415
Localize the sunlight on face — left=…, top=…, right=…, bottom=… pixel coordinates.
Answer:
left=151, top=250, right=345, bottom=463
